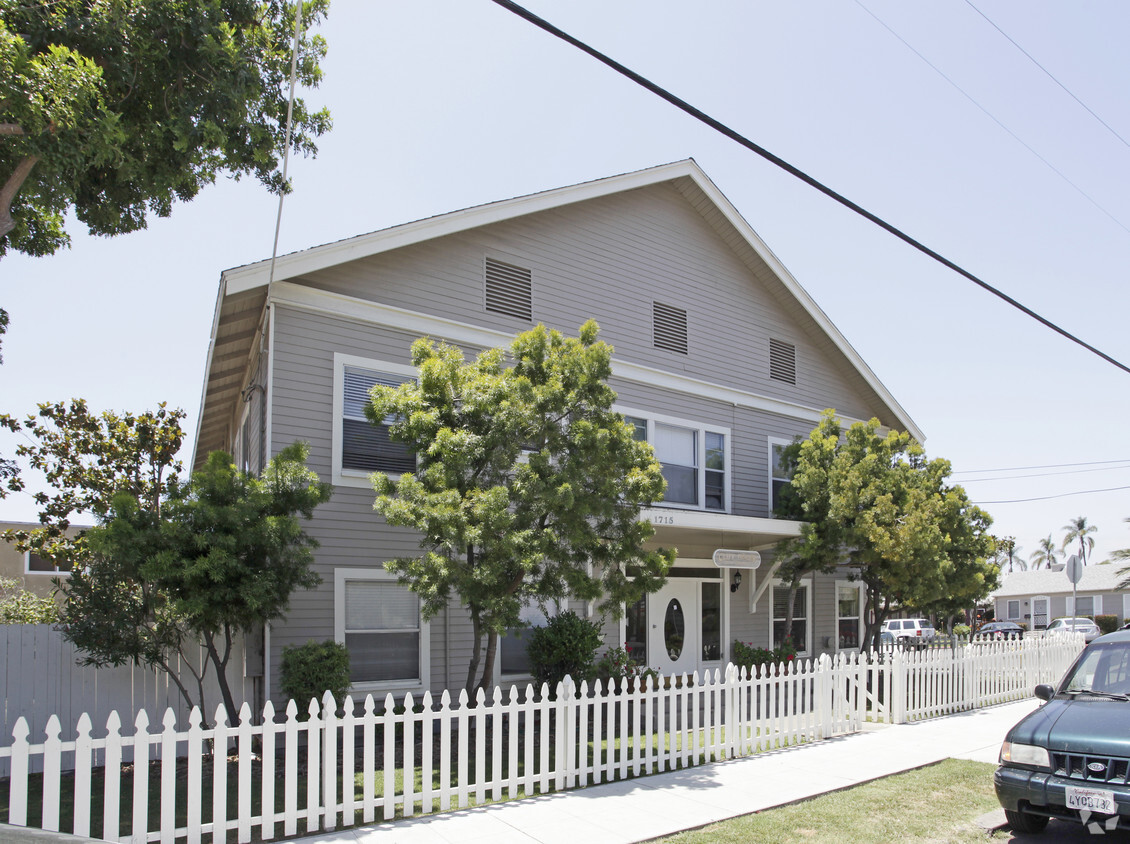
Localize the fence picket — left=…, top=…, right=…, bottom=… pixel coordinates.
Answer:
left=132, top=711, right=151, bottom=844
left=160, top=710, right=178, bottom=844
left=260, top=701, right=276, bottom=842
left=211, top=706, right=228, bottom=844
left=103, top=712, right=122, bottom=843
left=74, top=713, right=93, bottom=839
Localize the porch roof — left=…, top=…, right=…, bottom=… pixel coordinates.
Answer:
left=640, top=508, right=803, bottom=553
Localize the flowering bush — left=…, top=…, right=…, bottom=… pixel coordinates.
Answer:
left=732, top=638, right=797, bottom=671
left=595, top=644, right=661, bottom=691
left=595, top=645, right=638, bottom=680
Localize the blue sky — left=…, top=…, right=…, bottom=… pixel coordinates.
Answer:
left=2, top=0, right=1128, bottom=568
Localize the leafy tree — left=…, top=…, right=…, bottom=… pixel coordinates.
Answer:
left=0, top=1, right=331, bottom=360
left=785, top=411, right=996, bottom=646
left=369, top=321, right=675, bottom=696
left=0, top=576, right=57, bottom=624
left=1030, top=535, right=1059, bottom=571
left=1061, top=516, right=1097, bottom=566
left=772, top=423, right=843, bottom=644
left=1, top=399, right=185, bottom=565
left=0, top=0, right=330, bottom=256
left=62, top=443, right=331, bottom=719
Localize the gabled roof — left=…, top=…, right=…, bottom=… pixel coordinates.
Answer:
left=193, top=159, right=921, bottom=465
left=991, top=565, right=1125, bottom=598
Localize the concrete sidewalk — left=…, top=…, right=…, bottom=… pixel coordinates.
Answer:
left=290, top=698, right=1038, bottom=844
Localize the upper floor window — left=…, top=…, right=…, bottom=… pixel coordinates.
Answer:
left=333, top=354, right=419, bottom=487
left=622, top=410, right=728, bottom=512
left=769, top=437, right=794, bottom=516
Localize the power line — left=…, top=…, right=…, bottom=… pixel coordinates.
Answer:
left=973, top=485, right=1130, bottom=505
left=954, top=458, right=1130, bottom=475
left=964, top=0, right=1130, bottom=153
left=488, top=0, right=1130, bottom=378
left=855, top=0, right=1130, bottom=238
left=959, top=464, right=1130, bottom=484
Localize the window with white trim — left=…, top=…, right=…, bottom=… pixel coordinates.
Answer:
left=836, top=582, right=863, bottom=650
left=772, top=580, right=811, bottom=655
left=769, top=437, right=794, bottom=516
left=334, top=569, right=428, bottom=688
left=25, top=551, right=72, bottom=575
left=1075, top=596, right=1096, bottom=618
left=621, top=410, right=729, bottom=512
left=1006, top=600, right=1020, bottom=620
left=333, top=354, right=419, bottom=487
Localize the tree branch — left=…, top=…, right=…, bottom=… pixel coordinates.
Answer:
left=1, top=154, right=40, bottom=239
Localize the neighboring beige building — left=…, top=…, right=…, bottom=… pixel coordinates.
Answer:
left=0, top=521, right=88, bottom=600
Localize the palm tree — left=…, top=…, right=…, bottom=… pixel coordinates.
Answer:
left=992, top=536, right=1025, bottom=573
left=1030, top=535, right=1059, bottom=570
left=1062, top=516, right=1098, bottom=566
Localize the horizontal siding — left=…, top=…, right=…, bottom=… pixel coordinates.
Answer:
left=298, top=182, right=894, bottom=426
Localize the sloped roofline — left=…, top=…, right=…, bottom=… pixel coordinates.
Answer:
left=209, top=159, right=921, bottom=442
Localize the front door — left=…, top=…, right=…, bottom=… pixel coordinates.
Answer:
left=648, top=580, right=698, bottom=676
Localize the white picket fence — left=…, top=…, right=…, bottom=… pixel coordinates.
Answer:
left=0, top=635, right=1082, bottom=843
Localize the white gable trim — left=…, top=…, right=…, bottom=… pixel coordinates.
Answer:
left=272, top=282, right=876, bottom=431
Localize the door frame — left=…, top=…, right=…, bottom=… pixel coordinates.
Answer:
left=619, top=557, right=728, bottom=677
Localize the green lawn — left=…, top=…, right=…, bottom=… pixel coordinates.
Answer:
left=659, top=758, right=1006, bottom=844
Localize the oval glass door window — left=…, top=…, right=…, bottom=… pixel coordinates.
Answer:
left=664, top=599, right=685, bottom=660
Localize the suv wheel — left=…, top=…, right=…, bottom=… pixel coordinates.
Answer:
left=1004, top=808, right=1049, bottom=834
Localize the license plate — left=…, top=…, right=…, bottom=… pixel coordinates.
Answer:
left=1066, top=785, right=1118, bottom=815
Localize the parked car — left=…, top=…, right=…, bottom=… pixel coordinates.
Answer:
left=1045, top=617, right=1102, bottom=644
left=995, top=629, right=1130, bottom=833
left=882, top=618, right=936, bottom=647
left=976, top=621, right=1025, bottom=640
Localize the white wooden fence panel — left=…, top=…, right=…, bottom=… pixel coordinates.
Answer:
left=0, top=634, right=1083, bottom=843
left=0, top=624, right=254, bottom=775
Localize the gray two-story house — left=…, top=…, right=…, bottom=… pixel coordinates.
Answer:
left=194, top=159, right=921, bottom=703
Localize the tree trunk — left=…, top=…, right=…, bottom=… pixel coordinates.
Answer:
left=781, top=580, right=799, bottom=648
left=202, top=629, right=239, bottom=725
left=465, top=610, right=483, bottom=699
left=0, top=154, right=38, bottom=240
left=476, top=629, right=499, bottom=698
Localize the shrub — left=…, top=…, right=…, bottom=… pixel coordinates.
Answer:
left=0, top=577, right=58, bottom=624
left=952, top=624, right=971, bottom=638
left=732, top=639, right=797, bottom=673
left=526, top=610, right=602, bottom=691
left=280, top=640, right=351, bottom=712
left=1095, top=614, right=1120, bottom=635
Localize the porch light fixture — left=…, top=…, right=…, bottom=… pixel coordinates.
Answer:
left=731, top=571, right=742, bottom=593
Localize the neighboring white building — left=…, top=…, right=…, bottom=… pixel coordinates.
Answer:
left=990, top=564, right=1128, bottom=630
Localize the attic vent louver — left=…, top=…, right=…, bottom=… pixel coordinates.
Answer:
left=485, top=258, right=532, bottom=321
left=653, top=302, right=688, bottom=354
left=769, top=338, right=797, bottom=385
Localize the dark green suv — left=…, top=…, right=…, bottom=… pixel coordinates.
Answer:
left=995, top=631, right=1130, bottom=833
